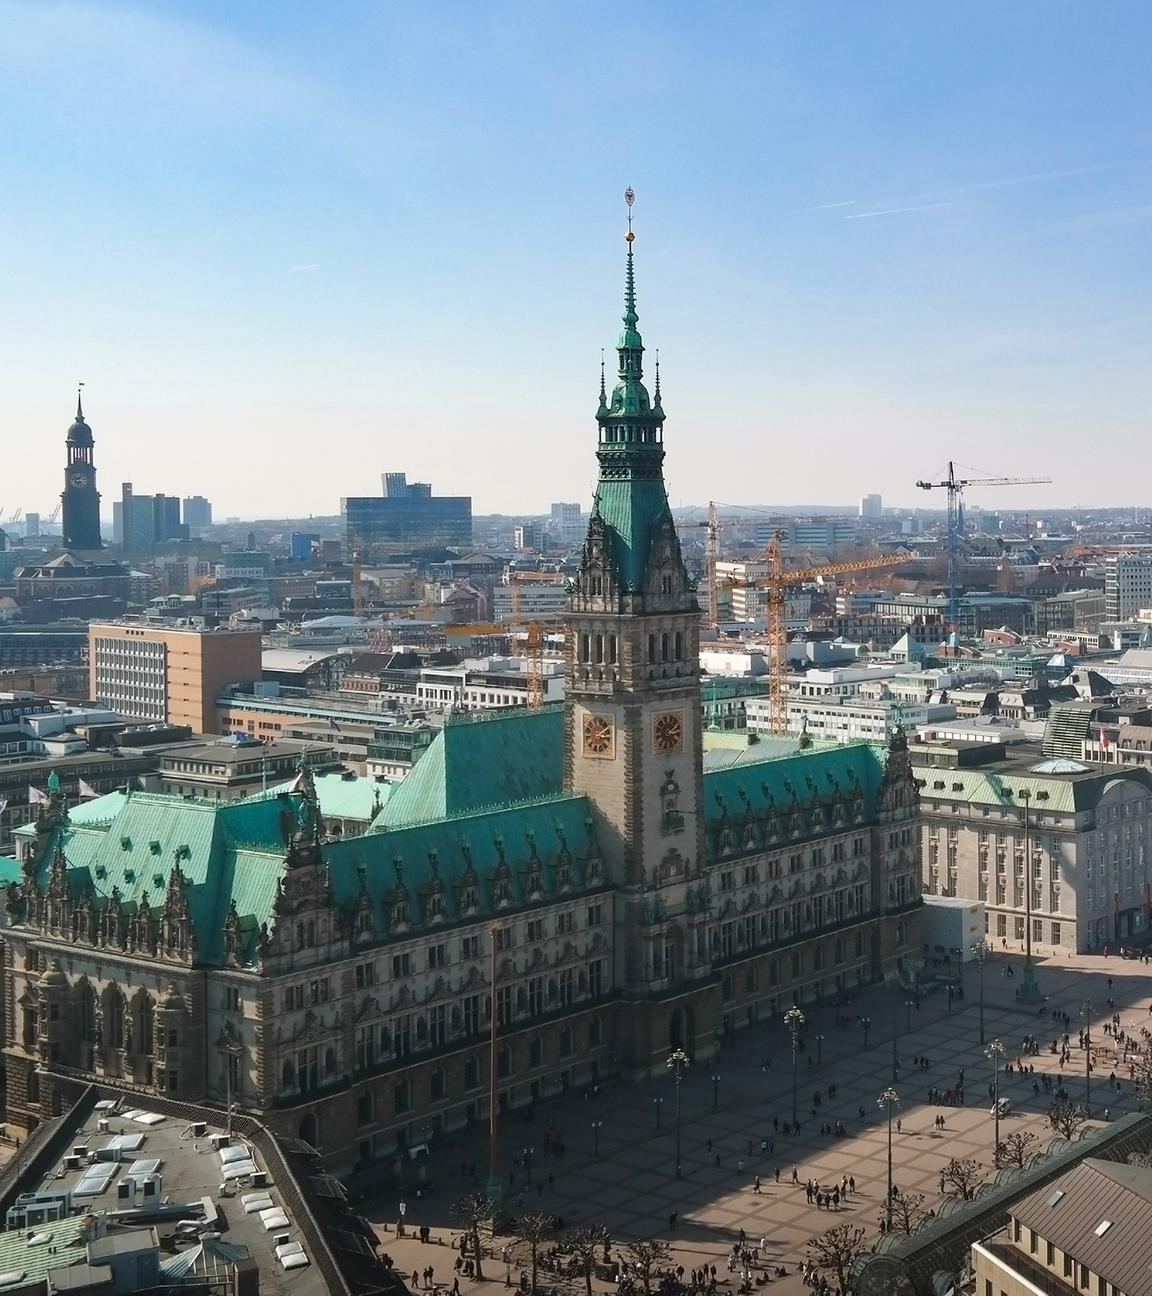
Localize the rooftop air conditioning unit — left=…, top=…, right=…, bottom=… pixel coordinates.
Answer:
left=251, top=1171, right=268, bottom=1189
left=97, top=1119, right=110, bottom=1134
left=62, top=1156, right=82, bottom=1172
left=208, top=1133, right=229, bottom=1150
left=191, top=1121, right=207, bottom=1138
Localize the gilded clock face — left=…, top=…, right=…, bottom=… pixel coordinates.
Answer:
left=70, top=471, right=88, bottom=488
left=653, top=710, right=684, bottom=754
left=582, top=714, right=614, bottom=758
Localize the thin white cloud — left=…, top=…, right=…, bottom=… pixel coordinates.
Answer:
left=844, top=201, right=958, bottom=220
left=287, top=264, right=320, bottom=273
left=805, top=200, right=856, bottom=211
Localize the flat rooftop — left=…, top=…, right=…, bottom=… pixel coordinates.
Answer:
left=28, top=1102, right=328, bottom=1296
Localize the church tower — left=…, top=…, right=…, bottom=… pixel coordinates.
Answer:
left=567, top=196, right=713, bottom=1069
left=61, top=389, right=102, bottom=551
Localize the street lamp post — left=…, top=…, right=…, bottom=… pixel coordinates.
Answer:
left=785, top=1007, right=805, bottom=1127
left=953, top=948, right=964, bottom=987
left=971, top=938, right=989, bottom=1044
left=905, top=999, right=914, bottom=1033
left=711, top=1073, right=720, bottom=1110
left=1018, top=790, right=1042, bottom=1002
left=653, top=1097, right=663, bottom=1131
left=591, top=1120, right=602, bottom=1157
left=1081, top=1000, right=1093, bottom=1117
left=859, top=1016, right=871, bottom=1049
left=879, top=1087, right=899, bottom=1230
left=987, top=1038, right=1005, bottom=1163
left=668, top=1047, right=690, bottom=1179
left=816, top=1034, right=825, bottom=1066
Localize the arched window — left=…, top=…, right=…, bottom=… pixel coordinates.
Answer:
left=594, top=634, right=603, bottom=664
left=647, top=634, right=656, bottom=664
left=661, top=633, right=669, bottom=662
left=675, top=631, right=683, bottom=660
left=608, top=635, right=618, bottom=664
left=282, top=1060, right=296, bottom=1089
left=581, top=634, right=590, bottom=663
left=325, top=1047, right=338, bottom=1076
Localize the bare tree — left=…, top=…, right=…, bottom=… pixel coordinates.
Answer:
left=996, top=1130, right=1041, bottom=1170
left=512, top=1211, right=554, bottom=1294
left=940, top=1157, right=988, bottom=1201
left=806, top=1224, right=869, bottom=1292
left=623, top=1239, right=672, bottom=1296
left=565, top=1224, right=608, bottom=1296
left=1048, top=1099, right=1088, bottom=1141
left=452, top=1192, right=496, bottom=1281
left=887, top=1190, right=932, bottom=1236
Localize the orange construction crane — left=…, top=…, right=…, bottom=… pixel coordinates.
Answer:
left=508, top=572, right=567, bottom=710
left=731, top=533, right=908, bottom=734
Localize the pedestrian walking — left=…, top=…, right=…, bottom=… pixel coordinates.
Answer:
left=753, top=1175, right=761, bottom=1194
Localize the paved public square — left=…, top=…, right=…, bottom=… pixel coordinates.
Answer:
left=366, top=950, right=1151, bottom=1294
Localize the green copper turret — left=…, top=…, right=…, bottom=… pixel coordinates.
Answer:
left=585, top=225, right=680, bottom=594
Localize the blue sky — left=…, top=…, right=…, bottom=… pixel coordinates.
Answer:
left=3, top=1, right=1151, bottom=520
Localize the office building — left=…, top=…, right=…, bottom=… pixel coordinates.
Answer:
left=915, top=737, right=1152, bottom=953
left=345, top=473, right=472, bottom=554
left=59, top=393, right=103, bottom=551
left=550, top=501, right=584, bottom=546
left=752, top=518, right=859, bottom=554
left=23, top=513, right=40, bottom=538
left=181, top=494, right=212, bottom=532
left=859, top=493, right=883, bottom=519
left=4, top=225, right=921, bottom=1182
left=116, top=484, right=189, bottom=555
left=513, top=522, right=543, bottom=551
left=1105, top=553, right=1152, bottom=622
left=89, top=622, right=262, bottom=731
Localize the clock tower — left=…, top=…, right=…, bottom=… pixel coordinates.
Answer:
left=566, top=197, right=714, bottom=1069
left=61, top=389, right=103, bottom=551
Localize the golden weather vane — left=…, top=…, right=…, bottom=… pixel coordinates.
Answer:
left=625, top=186, right=635, bottom=242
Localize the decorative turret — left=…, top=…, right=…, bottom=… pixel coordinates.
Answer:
left=572, top=189, right=694, bottom=607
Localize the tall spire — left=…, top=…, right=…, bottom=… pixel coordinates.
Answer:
left=76, top=381, right=85, bottom=421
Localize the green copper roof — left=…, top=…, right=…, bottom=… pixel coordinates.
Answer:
left=703, top=741, right=888, bottom=852
left=370, top=705, right=565, bottom=831
left=254, top=770, right=391, bottom=823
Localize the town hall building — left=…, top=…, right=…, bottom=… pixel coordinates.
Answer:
left=0, top=224, right=922, bottom=1178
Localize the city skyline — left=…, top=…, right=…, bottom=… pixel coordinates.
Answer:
left=4, top=1, right=1152, bottom=516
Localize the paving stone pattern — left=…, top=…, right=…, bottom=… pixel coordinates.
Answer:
left=367, top=951, right=1150, bottom=1295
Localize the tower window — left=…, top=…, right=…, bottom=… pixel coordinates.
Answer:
left=580, top=634, right=590, bottom=663
left=594, top=634, right=603, bottom=664
left=674, top=631, right=683, bottom=660
left=661, top=633, right=669, bottom=662
left=648, top=634, right=656, bottom=664
left=608, top=635, right=618, bottom=664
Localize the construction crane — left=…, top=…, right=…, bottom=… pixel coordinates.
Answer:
left=508, top=571, right=568, bottom=709
left=685, top=501, right=722, bottom=630
left=47, top=502, right=62, bottom=524
left=3, top=508, right=23, bottom=526
left=730, top=535, right=909, bottom=734
left=915, top=462, right=1051, bottom=625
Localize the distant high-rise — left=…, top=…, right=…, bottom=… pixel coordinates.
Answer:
left=182, top=495, right=213, bottom=532
left=859, top=493, right=883, bottom=519
left=346, top=474, right=471, bottom=554
left=119, top=483, right=188, bottom=555
left=550, top=501, right=584, bottom=546
left=1105, top=554, right=1152, bottom=622
left=60, top=391, right=103, bottom=551
left=24, top=513, right=40, bottom=538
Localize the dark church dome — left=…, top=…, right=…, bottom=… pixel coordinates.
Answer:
left=67, top=402, right=93, bottom=447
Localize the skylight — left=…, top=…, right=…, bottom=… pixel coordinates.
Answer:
left=1094, top=1219, right=1113, bottom=1237
left=1047, top=1190, right=1065, bottom=1207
